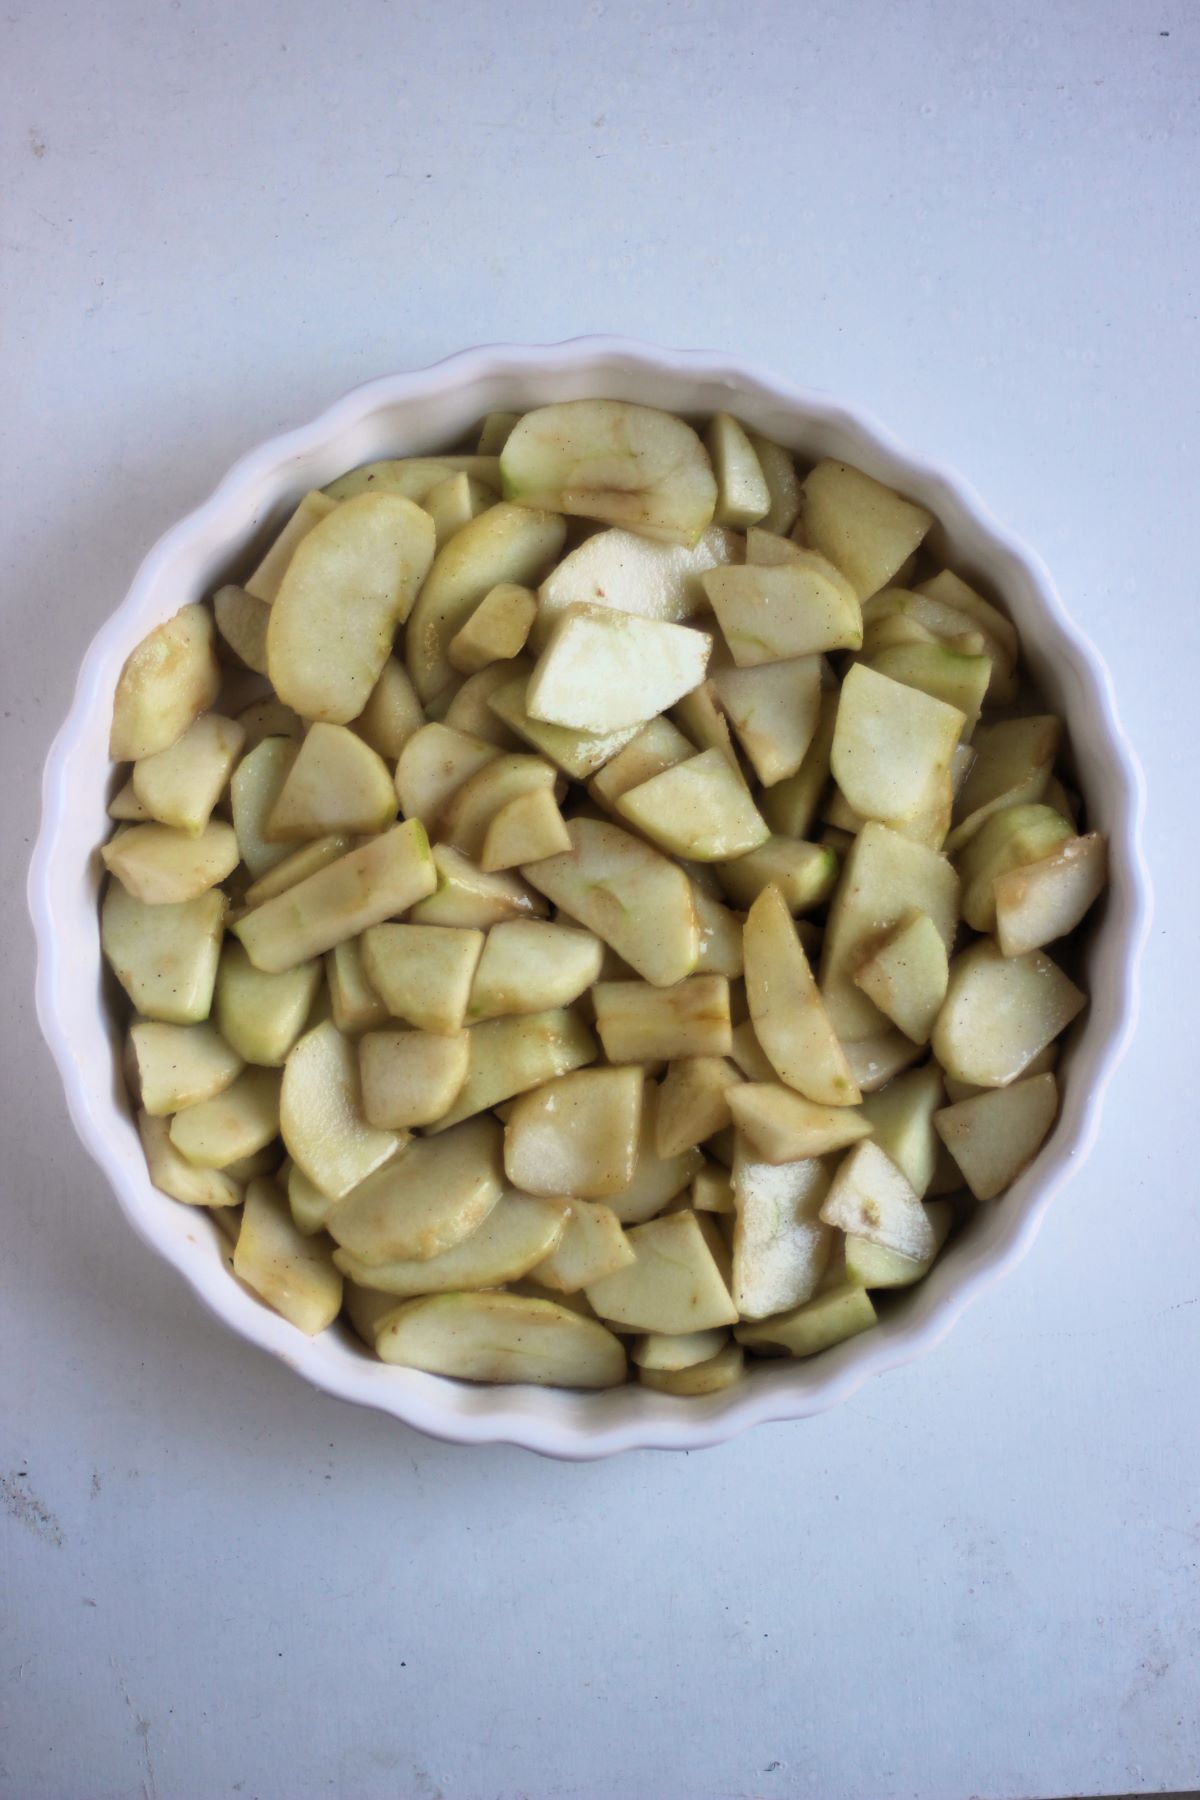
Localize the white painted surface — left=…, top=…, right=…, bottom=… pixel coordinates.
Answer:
left=2, top=2, right=1196, bottom=1796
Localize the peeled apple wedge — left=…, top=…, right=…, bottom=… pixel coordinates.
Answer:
left=654, top=1057, right=743, bottom=1158
left=406, top=502, right=568, bottom=703
left=333, top=1191, right=568, bottom=1297
left=168, top=1066, right=282, bottom=1169
left=945, top=715, right=1061, bottom=852
left=706, top=412, right=770, bottom=527
left=325, top=938, right=389, bottom=1036
left=443, top=659, right=532, bottom=748
left=631, top=1327, right=730, bottom=1373
left=351, top=657, right=425, bottom=761
left=440, top=754, right=557, bottom=861
left=265, top=723, right=396, bottom=840
left=760, top=690, right=838, bottom=840
left=592, top=976, right=732, bottom=1063
left=851, top=909, right=949, bottom=1045
left=481, top=786, right=571, bottom=870
left=747, top=434, right=802, bottom=535
left=327, top=1115, right=503, bottom=1264
left=477, top=413, right=521, bottom=455
left=244, top=491, right=338, bottom=603
left=607, top=1082, right=705, bottom=1224
left=447, top=583, right=537, bottom=674
left=234, top=821, right=436, bottom=973
left=932, top=938, right=1085, bottom=1088
left=503, top=1065, right=643, bottom=1198
left=268, top=493, right=436, bottom=723
left=858, top=1062, right=945, bottom=1198
left=214, top=585, right=270, bottom=675
left=994, top=832, right=1107, bottom=957
left=844, top=1198, right=954, bottom=1289
left=639, top=1342, right=745, bottom=1395
left=422, top=471, right=497, bottom=548
left=526, top=607, right=711, bottom=733
left=710, top=655, right=823, bottom=786
left=467, top=920, right=603, bottom=1021
left=701, top=558, right=863, bottom=665
left=358, top=1028, right=469, bottom=1128
left=531, top=1200, right=635, bottom=1292
left=487, top=674, right=641, bottom=779
left=501, top=400, right=717, bottom=546
left=715, top=838, right=837, bottom=914
left=521, top=818, right=699, bottom=987
left=428, top=1007, right=598, bottom=1133
left=534, top=525, right=737, bottom=646
left=360, top=922, right=483, bottom=1033
left=323, top=455, right=501, bottom=503
left=728, top=1084, right=873, bottom=1162
left=588, top=715, right=695, bottom=810
left=671, top=680, right=742, bottom=775
left=731, top=1144, right=833, bottom=1319
left=215, top=941, right=322, bottom=1067
left=132, top=713, right=244, bottom=833
left=737, top=1284, right=878, bottom=1358
left=934, top=1072, right=1059, bottom=1199
left=129, top=1020, right=243, bottom=1117
left=819, top=1139, right=935, bottom=1261
left=916, top=570, right=1019, bottom=701
left=692, top=1164, right=735, bottom=1214
left=102, top=820, right=239, bottom=904
left=109, top=604, right=221, bottom=761
left=102, top=883, right=226, bottom=1024
left=233, top=1177, right=343, bottom=1335
left=617, top=749, right=770, bottom=863
left=109, top=779, right=151, bottom=822
left=372, top=1292, right=627, bottom=1388
left=692, top=884, right=745, bottom=979
left=866, top=642, right=992, bottom=738
left=831, top=664, right=965, bottom=830
left=229, top=736, right=298, bottom=879
left=585, top=1208, right=738, bottom=1332
left=138, top=1111, right=242, bottom=1209
left=409, top=844, right=548, bottom=929
left=956, top=804, right=1075, bottom=933
left=236, top=697, right=304, bottom=751
left=800, top=461, right=933, bottom=599
left=394, top=723, right=500, bottom=826
left=279, top=1021, right=400, bottom=1201
left=744, top=885, right=860, bottom=1106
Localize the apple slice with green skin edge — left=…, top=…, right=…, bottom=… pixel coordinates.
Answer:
left=233, top=1177, right=343, bottom=1335
left=865, top=642, right=992, bottom=738
left=102, top=883, right=226, bottom=1025
left=521, top=817, right=700, bottom=988
left=357, top=1028, right=470, bottom=1130
left=244, top=491, right=338, bottom=603
left=819, top=1139, right=935, bottom=1261
left=845, top=1199, right=954, bottom=1289
left=394, top=722, right=500, bottom=826
left=332, top=1192, right=568, bottom=1297
left=265, top=723, right=396, bottom=842
left=934, top=1072, right=1059, bottom=1200
left=323, top=456, right=502, bottom=504
left=110, top=603, right=221, bottom=761
left=234, top=821, right=436, bottom=974
left=593, top=976, right=732, bottom=1064
left=701, top=558, right=863, bottom=666
left=585, top=1209, right=738, bottom=1333
left=858, top=1063, right=945, bottom=1197
left=731, top=1142, right=834, bottom=1320
left=944, top=715, right=1061, bottom=852
left=268, top=492, right=436, bottom=724
left=526, top=606, right=712, bottom=734
left=711, top=654, right=823, bottom=786
left=994, top=832, right=1108, bottom=958
left=932, top=938, right=1086, bottom=1088
left=631, top=1327, right=730, bottom=1372
left=440, top=753, right=558, bottom=861
left=168, top=1066, right=282, bottom=1170
left=487, top=674, right=641, bottom=779
left=729, top=1084, right=873, bottom=1163
left=617, top=749, right=770, bottom=864
left=279, top=1021, right=401, bottom=1202
left=852, top=909, right=949, bottom=1045
left=745, top=884, right=861, bottom=1107
left=132, top=713, right=245, bottom=834
left=406, top=502, right=568, bottom=704
left=655, top=1057, right=744, bottom=1158
left=639, top=1341, right=745, bottom=1395
left=215, top=942, right=322, bottom=1069
left=102, top=820, right=240, bottom=906
left=370, top=1291, right=627, bottom=1388
left=501, top=400, right=717, bottom=547
left=236, top=696, right=304, bottom=752
left=956, top=803, right=1075, bottom=933
left=360, top=922, right=484, bottom=1034
left=736, top=1284, right=878, bottom=1358
left=467, top=920, right=603, bottom=1021
left=800, top=461, right=933, bottom=600
left=503, top=1066, right=643, bottom=1199
left=326, top=1114, right=504, bottom=1265
left=706, top=413, right=770, bottom=527
left=831, top=664, right=965, bottom=830
left=534, top=525, right=738, bottom=650
left=427, top=1008, right=598, bottom=1134
left=529, top=1199, right=636, bottom=1293
left=129, top=1021, right=243, bottom=1118
left=139, top=1111, right=242, bottom=1209
left=916, top=570, right=1020, bottom=701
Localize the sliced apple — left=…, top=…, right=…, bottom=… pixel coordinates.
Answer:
left=607, top=1080, right=706, bottom=1224
left=585, top=1208, right=738, bottom=1332
left=866, top=641, right=991, bottom=738
left=236, top=696, right=304, bottom=751
left=265, top=723, right=396, bottom=841
left=716, top=837, right=837, bottom=914
left=842, top=1030, right=925, bottom=1095
left=333, top=1191, right=566, bottom=1296
left=858, top=1062, right=945, bottom=1197
left=326, top=1115, right=503, bottom=1264
left=244, top=491, right=338, bottom=602
left=410, top=844, right=548, bottom=929
left=102, top=820, right=239, bottom=905
left=617, top=749, right=769, bottom=863
left=360, top=922, right=483, bottom=1033
left=745, top=433, right=801, bottom=534
left=324, top=455, right=500, bottom=503
left=692, top=883, right=745, bottom=978
left=760, top=689, right=838, bottom=840
left=233, top=1177, right=342, bottom=1335
left=729, top=1084, right=872, bottom=1162
left=730, top=1143, right=833, bottom=1319
left=957, top=803, right=1075, bottom=933
left=243, top=834, right=353, bottom=908
left=487, top=673, right=640, bottom=778
left=501, top=400, right=717, bottom=546
left=168, top=1066, right=281, bottom=1169
left=394, top=721, right=500, bottom=825
left=440, top=753, right=557, bottom=860
left=279, top=1020, right=400, bottom=1200
left=477, top=412, right=521, bottom=455
left=588, top=715, right=696, bottom=810
left=934, top=1072, right=1059, bottom=1199
left=534, top=525, right=737, bottom=646
left=215, top=941, right=322, bottom=1067
left=447, top=582, right=537, bottom=674
left=852, top=909, right=949, bottom=1045
left=131, top=713, right=244, bottom=834
left=503, top=1065, right=642, bottom=1198
left=428, top=1007, right=598, bottom=1133
left=129, top=1020, right=243, bottom=1117
left=915, top=570, right=1019, bottom=701
left=593, top=976, right=732, bottom=1063
left=744, top=884, right=860, bottom=1106
left=692, top=1163, right=735, bottom=1214
left=481, top=786, right=571, bottom=871
left=932, top=938, right=1086, bottom=1087
left=325, top=939, right=389, bottom=1036
left=230, top=736, right=298, bottom=878
left=138, top=1111, right=242, bottom=1209
left=655, top=1057, right=743, bottom=1157
left=994, top=833, right=1107, bottom=958
left=639, top=1342, right=744, bottom=1395
left=108, top=779, right=151, bottom=822
left=844, top=1198, right=954, bottom=1288
left=526, top=606, right=711, bottom=733
left=372, top=1291, right=626, bottom=1388
left=819, top=1140, right=934, bottom=1261
left=101, top=883, right=225, bottom=1024
left=422, top=471, right=497, bottom=548
left=671, top=680, right=743, bottom=776
left=631, top=1327, right=729, bottom=1372
left=443, top=658, right=532, bottom=748
left=110, top=604, right=221, bottom=761
left=529, top=1200, right=634, bottom=1293
left=701, top=557, right=863, bottom=665
left=800, top=460, right=932, bottom=598
left=831, top=664, right=964, bottom=831
left=711, top=654, right=823, bottom=786
left=214, top=585, right=270, bottom=675
left=357, top=1027, right=469, bottom=1128
left=350, top=656, right=425, bottom=761
left=706, top=412, right=770, bottom=527
left=945, top=715, right=1061, bottom=852
left=736, top=1284, right=877, bottom=1358
left=467, top=919, right=602, bottom=1021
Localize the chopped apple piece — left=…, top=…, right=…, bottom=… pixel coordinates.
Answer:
left=737, top=1284, right=878, bottom=1357
left=443, top=658, right=532, bottom=748
left=691, top=883, right=745, bottom=978
left=350, top=656, right=425, bottom=761
left=110, top=604, right=221, bottom=760
left=729, top=1018, right=777, bottom=1084
left=234, top=821, right=436, bottom=972
left=243, top=835, right=352, bottom=908
left=325, top=939, right=389, bottom=1035
left=108, top=779, right=151, bottom=822
left=535, top=525, right=737, bottom=646
left=671, top=679, right=743, bottom=776
left=129, top=1020, right=243, bottom=1117
left=521, top=817, right=699, bottom=987
left=617, top=749, right=769, bottom=863
left=588, top=715, right=696, bottom=810
left=441, top=753, right=558, bottom=860
left=215, top=941, right=321, bottom=1067
left=360, top=922, right=483, bottom=1034
left=701, top=557, right=863, bottom=665
left=994, top=833, right=1107, bottom=957
left=422, top=471, right=496, bottom=548
left=448, top=582, right=537, bottom=673
left=932, top=939, right=1085, bottom=1087
left=280, top=1021, right=400, bottom=1200
left=852, top=909, right=949, bottom=1044
left=800, top=460, right=932, bottom=598
left=287, top=1161, right=338, bottom=1235
left=268, top=493, right=436, bottom=723
left=831, top=664, right=964, bottom=830
left=428, top=1008, right=598, bottom=1133
left=711, top=654, right=823, bottom=785
left=265, top=723, right=396, bottom=840
left=467, top=920, right=602, bottom=1021
left=230, top=736, right=298, bottom=878
left=504, top=1066, right=643, bottom=1198
left=842, top=1031, right=924, bottom=1094
left=934, top=1072, right=1059, bottom=1199
left=405, top=502, right=568, bottom=702
left=916, top=570, right=1019, bottom=701
left=593, top=976, right=732, bottom=1063
left=101, top=883, right=225, bottom=1024
left=327, top=1115, right=503, bottom=1263
left=244, top=491, right=338, bottom=602
left=334, top=1191, right=567, bottom=1296
left=214, top=585, right=270, bottom=675
left=487, top=673, right=640, bottom=777
left=957, top=803, right=1075, bottom=933
left=745, top=884, right=860, bottom=1106
left=640, top=1341, right=744, bottom=1394
left=132, top=713, right=244, bottom=834
left=716, top=838, right=837, bottom=914
left=706, top=412, right=770, bottom=526
left=731, top=1144, right=833, bottom=1319
left=530, top=1199, right=635, bottom=1292
left=410, top=844, right=548, bottom=928
left=233, top=1177, right=342, bottom=1335
left=760, top=690, right=838, bottom=839
left=358, top=1027, right=469, bottom=1128
left=237, top=696, right=304, bottom=750
left=481, top=787, right=571, bottom=871
left=632, top=1328, right=729, bottom=1373
left=394, top=722, right=500, bottom=825
left=729, top=1084, right=872, bottom=1162
left=138, top=1111, right=242, bottom=1209
left=373, top=1292, right=626, bottom=1387
left=866, top=642, right=991, bottom=737
left=819, top=1140, right=934, bottom=1259
left=746, top=433, right=801, bottom=534
left=324, top=456, right=500, bottom=504
left=945, top=715, right=1061, bottom=851
left=845, top=1198, right=954, bottom=1288
left=655, top=1057, right=743, bottom=1157
left=585, top=1209, right=738, bottom=1331
left=102, top=820, right=240, bottom=905
left=858, top=1063, right=944, bottom=1196
left=169, top=1066, right=282, bottom=1169
left=501, top=399, right=717, bottom=545
left=607, top=1081, right=705, bottom=1224
left=526, top=607, right=711, bottom=734
left=477, top=412, right=521, bottom=455
left=692, top=1163, right=735, bottom=1213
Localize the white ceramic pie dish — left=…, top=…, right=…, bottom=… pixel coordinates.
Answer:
left=27, top=337, right=1151, bottom=1458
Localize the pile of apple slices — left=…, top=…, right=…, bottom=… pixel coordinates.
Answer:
left=101, top=399, right=1107, bottom=1395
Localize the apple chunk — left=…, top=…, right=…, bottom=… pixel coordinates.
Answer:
left=744, top=884, right=860, bottom=1106
left=280, top=1021, right=400, bottom=1200
left=852, top=909, right=949, bottom=1045
left=526, top=607, right=711, bottom=733
left=266, top=722, right=397, bottom=841
left=326, top=1114, right=503, bottom=1263
left=358, top=1028, right=470, bottom=1128
left=585, top=1209, right=738, bottom=1332
left=501, top=400, right=717, bottom=546
left=372, top=1292, right=627, bottom=1388
left=731, top=1144, right=833, bottom=1319
left=818, top=1140, right=935, bottom=1261
left=800, top=460, right=933, bottom=599
left=729, top=1084, right=873, bottom=1162
left=110, top=604, right=221, bottom=761
left=233, top=1177, right=342, bottom=1335
left=736, top=1284, right=878, bottom=1358
left=701, top=557, right=863, bottom=665
left=593, top=976, right=732, bottom=1063
left=831, top=663, right=965, bottom=830
left=535, top=525, right=737, bottom=645
left=503, top=1066, right=643, bottom=1198
left=332, top=1192, right=568, bottom=1296
left=617, top=749, right=770, bottom=863
left=467, top=920, right=603, bottom=1020
left=934, top=1072, right=1059, bottom=1199
left=932, top=938, right=1086, bottom=1087
left=994, top=833, right=1107, bottom=957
